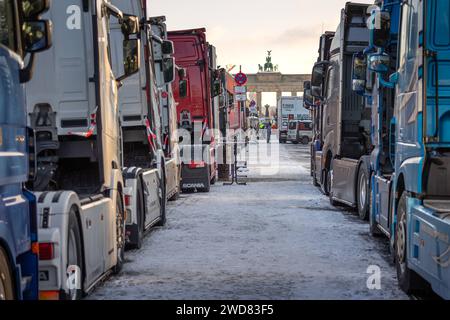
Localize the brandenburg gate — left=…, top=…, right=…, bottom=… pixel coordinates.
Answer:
left=245, top=51, right=310, bottom=115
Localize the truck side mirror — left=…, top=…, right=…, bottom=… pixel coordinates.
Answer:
left=178, top=67, right=186, bottom=79
left=162, top=40, right=174, bottom=55
left=122, top=14, right=140, bottom=36
left=163, top=57, right=175, bottom=83
left=179, top=80, right=188, bottom=98
left=368, top=52, right=390, bottom=74
left=311, top=62, right=327, bottom=99
left=117, top=39, right=140, bottom=82
left=21, top=0, right=50, bottom=19
left=212, top=80, right=221, bottom=97
left=303, top=81, right=314, bottom=107
left=22, top=20, right=52, bottom=53
left=351, top=52, right=367, bottom=94
left=370, top=11, right=391, bottom=48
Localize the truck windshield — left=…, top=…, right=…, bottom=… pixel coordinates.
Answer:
left=0, top=0, right=16, bottom=51
left=431, top=0, right=450, bottom=47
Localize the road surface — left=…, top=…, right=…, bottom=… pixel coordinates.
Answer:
left=90, top=140, right=408, bottom=299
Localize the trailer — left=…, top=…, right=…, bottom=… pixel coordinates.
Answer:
left=0, top=0, right=52, bottom=300
left=310, top=3, right=372, bottom=220
left=150, top=16, right=182, bottom=201
left=352, top=0, right=450, bottom=299
left=109, top=0, right=171, bottom=250
left=169, top=29, right=218, bottom=193
left=25, top=0, right=140, bottom=299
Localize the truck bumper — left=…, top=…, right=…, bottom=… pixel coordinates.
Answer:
left=407, top=197, right=450, bottom=299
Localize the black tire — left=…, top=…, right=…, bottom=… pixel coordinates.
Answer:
left=0, top=247, right=15, bottom=300
left=321, top=168, right=329, bottom=196
left=312, top=172, right=320, bottom=187
left=67, top=208, right=83, bottom=300
left=357, top=165, right=370, bottom=220
left=128, top=184, right=144, bottom=250
left=301, top=136, right=309, bottom=145
left=395, top=192, right=424, bottom=294
left=155, top=170, right=167, bottom=227
left=169, top=191, right=180, bottom=201
left=113, top=194, right=125, bottom=275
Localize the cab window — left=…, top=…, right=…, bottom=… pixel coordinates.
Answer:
left=0, top=0, right=16, bottom=51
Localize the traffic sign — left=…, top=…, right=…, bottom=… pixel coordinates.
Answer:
left=234, top=86, right=246, bottom=94
left=235, top=94, right=247, bottom=102
left=234, top=72, right=248, bottom=86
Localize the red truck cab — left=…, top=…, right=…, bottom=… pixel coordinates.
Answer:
left=169, top=28, right=217, bottom=192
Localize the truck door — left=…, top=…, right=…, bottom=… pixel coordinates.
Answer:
left=322, top=63, right=339, bottom=159
left=96, top=0, right=120, bottom=271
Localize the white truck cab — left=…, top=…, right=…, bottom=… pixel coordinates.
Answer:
left=25, top=0, right=141, bottom=299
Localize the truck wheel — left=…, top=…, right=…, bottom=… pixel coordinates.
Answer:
left=312, top=171, right=320, bottom=187
left=321, top=169, right=329, bottom=196
left=129, top=184, right=144, bottom=250
left=357, top=166, right=370, bottom=220
left=301, top=136, right=309, bottom=145
left=67, top=209, right=83, bottom=300
left=113, top=194, right=125, bottom=274
left=395, top=192, right=423, bottom=294
left=0, top=247, right=14, bottom=300
left=169, top=191, right=180, bottom=201
left=155, top=171, right=167, bottom=227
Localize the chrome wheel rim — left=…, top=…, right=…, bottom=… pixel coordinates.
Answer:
left=397, top=212, right=407, bottom=272
left=0, top=274, right=6, bottom=300
left=359, top=172, right=367, bottom=211
left=67, top=229, right=78, bottom=300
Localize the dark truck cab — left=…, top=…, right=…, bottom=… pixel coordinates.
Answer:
left=310, top=2, right=372, bottom=219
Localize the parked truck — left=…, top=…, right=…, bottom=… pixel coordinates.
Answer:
left=0, top=0, right=51, bottom=300
left=304, top=32, right=335, bottom=186
left=150, top=16, right=182, bottom=201
left=109, top=0, right=174, bottom=249
left=277, top=96, right=308, bottom=143
left=25, top=0, right=140, bottom=299
left=352, top=0, right=450, bottom=298
left=310, top=3, right=372, bottom=220
left=169, top=29, right=218, bottom=192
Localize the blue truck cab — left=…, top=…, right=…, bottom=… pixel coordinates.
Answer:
left=0, top=0, right=51, bottom=300
left=353, top=0, right=450, bottom=299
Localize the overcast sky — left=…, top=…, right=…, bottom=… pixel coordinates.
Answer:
left=149, top=0, right=373, bottom=104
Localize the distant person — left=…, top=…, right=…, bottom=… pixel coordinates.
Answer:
left=266, top=122, right=272, bottom=143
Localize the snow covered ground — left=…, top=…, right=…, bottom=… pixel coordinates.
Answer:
left=90, top=139, right=409, bottom=300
